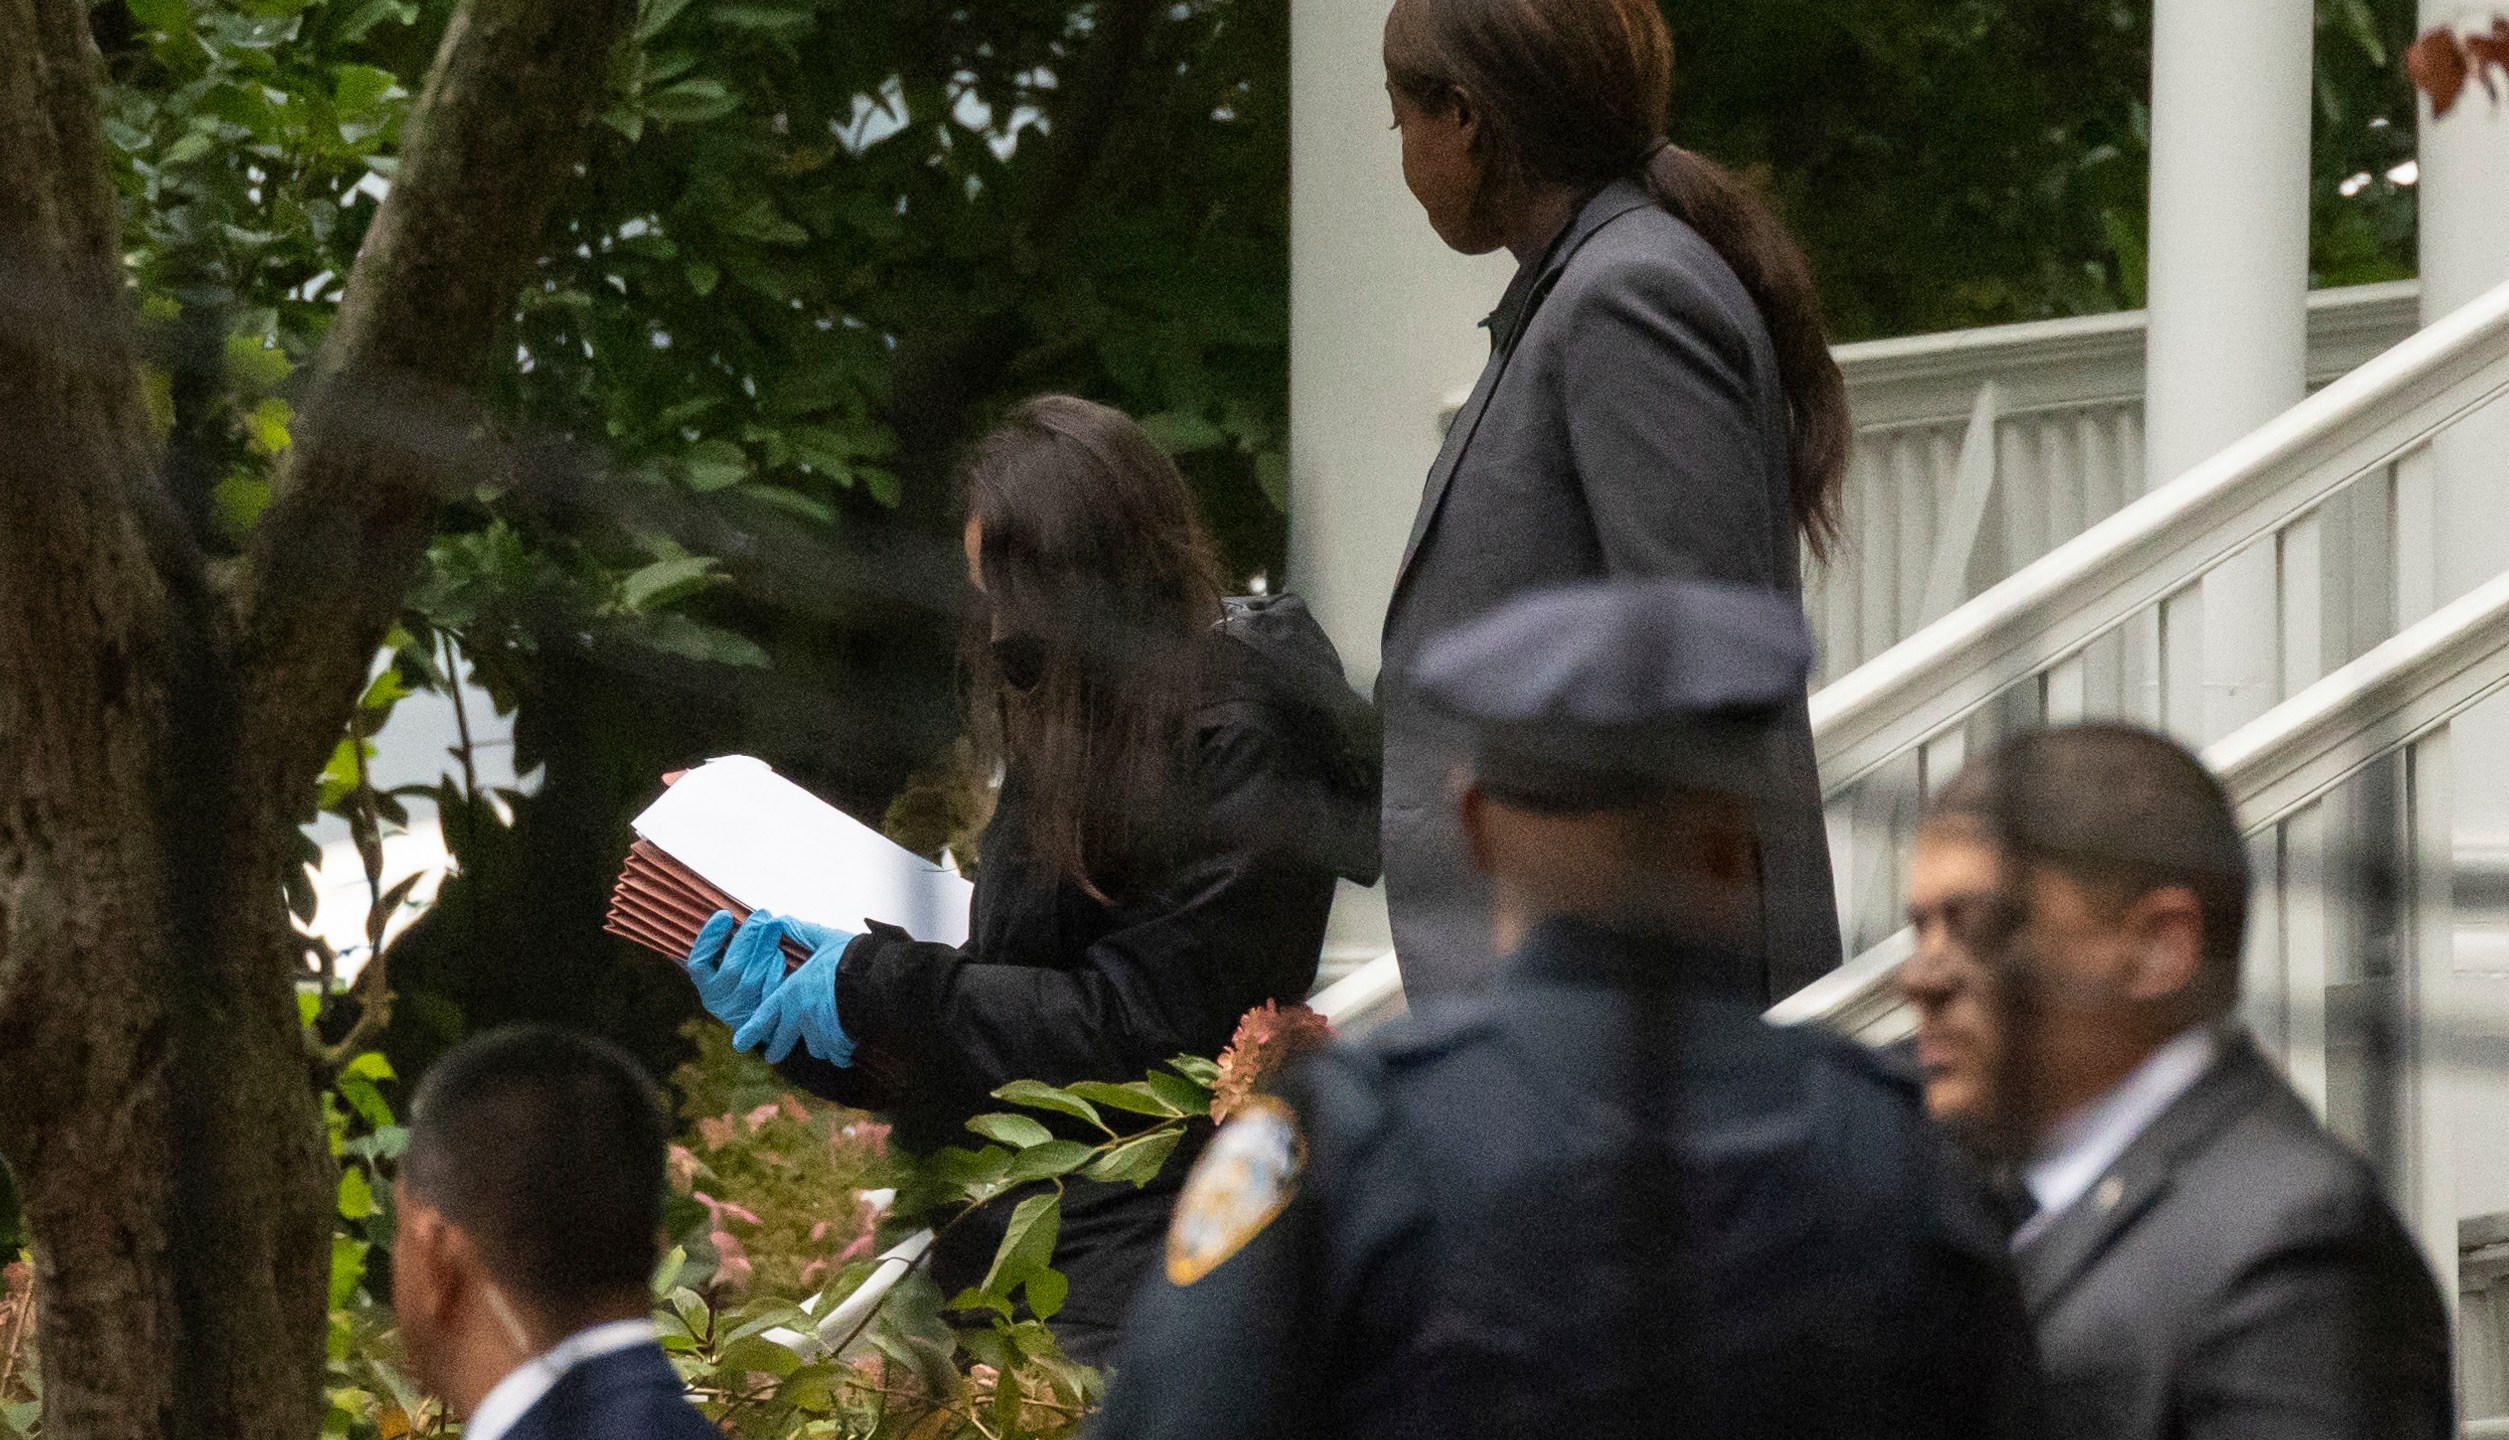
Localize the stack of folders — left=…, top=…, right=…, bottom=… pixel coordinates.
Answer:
left=607, top=837, right=813, bottom=970
left=606, top=755, right=976, bottom=973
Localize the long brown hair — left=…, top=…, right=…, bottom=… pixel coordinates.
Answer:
left=1384, top=0, right=1850, bottom=561
left=961, top=395, right=1227, bottom=901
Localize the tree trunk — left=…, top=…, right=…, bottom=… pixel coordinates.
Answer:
left=0, top=0, right=630, bottom=1435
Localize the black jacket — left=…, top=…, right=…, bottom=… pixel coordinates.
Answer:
left=1097, top=918, right=2040, bottom=1440
left=2019, top=1032, right=2452, bottom=1440
left=1378, top=179, right=1840, bottom=1008
left=500, top=1343, right=716, bottom=1440
left=779, top=595, right=1377, bottom=1355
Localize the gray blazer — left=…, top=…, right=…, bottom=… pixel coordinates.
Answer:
left=1377, top=179, right=1840, bottom=1005
left=2018, top=1033, right=2453, bottom=1440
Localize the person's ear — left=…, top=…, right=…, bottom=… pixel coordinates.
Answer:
left=2119, top=885, right=2206, bottom=1005
left=392, top=1188, right=456, bottom=1328
left=1458, top=781, right=1496, bottom=878
left=1446, top=85, right=1481, bottom=149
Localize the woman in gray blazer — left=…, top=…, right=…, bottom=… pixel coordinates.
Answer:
left=1377, top=0, right=1851, bottom=1006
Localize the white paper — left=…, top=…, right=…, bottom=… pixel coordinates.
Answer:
left=631, top=755, right=973, bottom=946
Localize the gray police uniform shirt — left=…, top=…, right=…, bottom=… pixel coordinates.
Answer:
left=1376, top=179, right=1840, bottom=1009
left=1094, top=918, right=2039, bottom=1440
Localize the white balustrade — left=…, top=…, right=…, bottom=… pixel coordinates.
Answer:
left=1814, top=282, right=2420, bottom=686
left=1816, top=277, right=2509, bottom=955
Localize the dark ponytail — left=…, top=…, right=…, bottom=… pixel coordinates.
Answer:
left=1639, top=142, right=1849, bottom=562
left=1386, top=0, right=1850, bottom=562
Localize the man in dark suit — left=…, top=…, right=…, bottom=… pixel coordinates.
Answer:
left=1096, top=580, right=2037, bottom=1440
left=393, top=1026, right=715, bottom=1440
left=1901, top=724, right=2454, bottom=1440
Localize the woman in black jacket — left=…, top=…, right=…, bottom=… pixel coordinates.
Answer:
left=689, top=395, right=1379, bottom=1363
left=1374, top=0, right=1851, bottom=1007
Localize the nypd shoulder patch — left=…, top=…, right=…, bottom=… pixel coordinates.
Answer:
left=1165, top=1095, right=1305, bottom=1286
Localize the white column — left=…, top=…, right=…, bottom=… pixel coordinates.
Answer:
left=2421, top=2, right=2509, bottom=609
left=1289, top=0, right=1511, bottom=972
left=2143, top=0, right=2315, bottom=743
left=2420, top=0, right=2509, bottom=1242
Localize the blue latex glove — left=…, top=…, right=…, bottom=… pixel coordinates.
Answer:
left=732, top=916, right=858, bottom=1066
left=686, top=910, right=802, bottom=1033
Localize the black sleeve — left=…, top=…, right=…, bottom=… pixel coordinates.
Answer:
left=827, top=717, right=1338, bottom=1115
left=1090, top=1178, right=1328, bottom=1440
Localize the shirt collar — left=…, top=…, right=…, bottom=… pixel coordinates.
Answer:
left=463, top=1318, right=659, bottom=1440
left=1479, top=178, right=1658, bottom=356
left=2012, top=1025, right=2221, bottom=1249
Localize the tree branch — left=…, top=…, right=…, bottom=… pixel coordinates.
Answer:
left=237, top=0, right=635, bottom=794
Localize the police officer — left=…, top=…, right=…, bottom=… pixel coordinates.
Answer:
left=1094, top=579, right=2039, bottom=1440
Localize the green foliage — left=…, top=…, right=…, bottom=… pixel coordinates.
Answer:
left=1662, top=0, right=2422, bottom=338
left=649, top=1035, right=1231, bottom=1438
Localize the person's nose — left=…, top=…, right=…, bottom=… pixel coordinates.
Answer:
left=1898, top=928, right=1960, bottom=1009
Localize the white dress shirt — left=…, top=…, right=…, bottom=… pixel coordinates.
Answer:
left=2012, top=1026, right=2221, bottom=1250
left=463, top=1318, right=659, bottom=1440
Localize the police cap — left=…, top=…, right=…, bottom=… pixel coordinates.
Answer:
left=1411, top=579, right=1813, bottom=814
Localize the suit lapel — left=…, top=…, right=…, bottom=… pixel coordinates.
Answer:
left=1384, top=183, right=1658, bottom=617
left=2014, top=1037, right=2277, bottom=1315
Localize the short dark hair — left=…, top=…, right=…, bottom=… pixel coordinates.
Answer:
left=402, top=1026, right=667, bottom=1310
left=1926, top=724, right=2250, bottom=1012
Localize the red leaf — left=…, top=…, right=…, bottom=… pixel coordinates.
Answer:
left=2410, top=27, right=2472, bottom=117
left=2468, top=18, right=2509, bottom=105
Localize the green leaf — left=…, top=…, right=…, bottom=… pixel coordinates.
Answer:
left=947, top=1286, right=1012, bottom=1317
left=718, top=196, right=810, bottom=247
left=858, top=466, right=901, bottom=508
left=226, top=331, right=292, bottom=390
left=1066, top=1080, right=1184, bottom=1118
left=618, top=555, right=722, bottom=612
left=636, top=0, right=698, bottom=42
left=1256, top=451, right=1290, bottom=512
left=966, top=1113, right=1055, bottom=1149
left=993, top=1080, right=1103, bottom=1131
left=1138, top=410, right=1227, bottom=455
left=128, top=0, right=188, bottom=32
left=328, top=1234, right=368, bottom=1308
left=245, top=396, right=293, bottom=455
left=639, top=614, right=770, bottom=669
left=337, top=1165, right=376, bottom=1221
left=979, top=1191, right=1061, bottom=1299
left=646, top=78, right=742, bottom=125
left=739, top=484, right=835, bottom=524
left=716, top=1335, right=804, bottom=1378
left=1024, top=1264, right=1067, bottom=1321
left=678, top=438, right=749, bottom=491
left=1166, top=1054, right=1222, bottom=1087
left=342, top=1050, right=394, bottom=1083
left=213, top=471, right=272, bottom=541
left=162, top=130, right=217, bottom=166
left=332, top=64, right=401, bottom=115
left=785, top=424, right=876, bottom=478
left=1083, top=1126, right=1184, bottom=1187
left=298, top=988, right=322, bottom=1028
left=358, top=665, right=412, bottom=713
left=652, top=1245, right=688, bottom=1298
left=684, top=260, right=720, bottom=296
left=1001, top=1140, right=1095, bottom=1185
left=1143, top=1069, right=1212, bottom=1116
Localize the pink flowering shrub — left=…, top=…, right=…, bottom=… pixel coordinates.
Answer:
left=666, top=1022, right=899, bottom=1301
left=1210, top=1000, right=1333, bottom=1123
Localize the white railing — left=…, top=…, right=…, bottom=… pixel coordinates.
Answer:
left=1817, top=277, right=2509, bottom=955
left=1785, top=570, right=2509, bottom=1338
left=1811, top=283, right=2419, bottom=686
